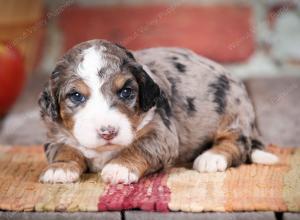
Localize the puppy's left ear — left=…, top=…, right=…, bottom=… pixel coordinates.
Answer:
left=38, top=81, right=60, bottom=121
left=38, top=68, right=62, bottom=122
left=129, top=65, right=161, bottom=112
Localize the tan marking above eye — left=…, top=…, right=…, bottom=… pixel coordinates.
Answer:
left=71, top=80, right=91, bottom=97
left=112, top=73, right=135, bottom=92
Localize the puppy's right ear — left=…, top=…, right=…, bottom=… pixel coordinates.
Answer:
left=38, top=80, right=60, bottom=122
left=129, top=64, right=161, bottom=112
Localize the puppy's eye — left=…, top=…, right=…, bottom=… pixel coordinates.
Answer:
left=68, top=92, right=86, bottom=104
left=119, top=88, right=133, bottom=100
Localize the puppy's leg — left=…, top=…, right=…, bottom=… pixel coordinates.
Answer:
left=101, top=132, right=178, bottom=184
left=193, top=128, right=278, bottom=173
left=250, top=138, right=278, bottom=165
left=40, top=144, right=87, bottom=183
left=193, top=129, right=249, bottom=173
left=101, top=146, right=147, bottom=184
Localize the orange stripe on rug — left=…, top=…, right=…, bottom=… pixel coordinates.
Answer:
left=283, top=147, right=300, bottom=211
left=223, top=145, right=293, bottom=212
left=0, top=147, right=46, bottom=211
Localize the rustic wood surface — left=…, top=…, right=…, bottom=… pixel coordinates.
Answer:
left=125, top=211, right=277, bottom=220
left=245, top=77, right=300, bottom=147
left=0, top=211, right=121, bottom=220
left=283, top=213, right=300, bottom=220
left=0, top=73, right=47, bottom=145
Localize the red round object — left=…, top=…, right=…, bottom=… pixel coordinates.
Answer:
left=0, top=43, right=25, bottom=116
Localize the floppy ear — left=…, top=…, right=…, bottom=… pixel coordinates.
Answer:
left=129, top=65, right=161, bottom=112
left=114, top=43, right=136, bottom=61
left=38, top=78, right=60, bottom=122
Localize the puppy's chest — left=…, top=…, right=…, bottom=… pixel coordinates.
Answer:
left=76, top=147, right=120, bottom=172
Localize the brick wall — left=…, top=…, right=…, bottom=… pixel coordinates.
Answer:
left=41, top=0, right=300, bottom=79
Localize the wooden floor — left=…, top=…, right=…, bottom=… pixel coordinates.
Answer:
left=0, top=74, right=299, bottom=219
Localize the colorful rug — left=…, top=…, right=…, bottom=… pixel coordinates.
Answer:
left=0, top=145, right=299, bottom=212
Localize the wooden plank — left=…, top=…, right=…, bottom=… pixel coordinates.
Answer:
left=283, top=213, right=300, bottom=220
left=0, top=73, right=48, bottom=145
left=5, top=72, right=48, bottom=115
left=0, top=211, right=121, bottom=220
left=245, top=77, right=300, bottom=147
left=125, top=211, right=276, bottom=220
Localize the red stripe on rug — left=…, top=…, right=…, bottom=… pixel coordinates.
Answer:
left=98, top=172, right=170, bottom=212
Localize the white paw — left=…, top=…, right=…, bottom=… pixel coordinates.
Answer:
left=193, top=151, right=228, bottom=173
left=101, top=163, right=139, bottom=184
left=39, top=163, right=80, bottom=183
left=251, top=149, right=279, bottom=165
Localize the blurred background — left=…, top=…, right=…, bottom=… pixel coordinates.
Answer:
left=0, top=0, right=299, bottom=146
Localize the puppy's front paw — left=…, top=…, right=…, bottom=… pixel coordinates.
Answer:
left=39, top=162, right=81, bottom=183
left=101, top=163, right=139, bottom=184
left=193, top=151, right=228, bottom=173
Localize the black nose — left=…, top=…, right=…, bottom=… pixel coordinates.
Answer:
left=98, top=126, right=118, bottom=141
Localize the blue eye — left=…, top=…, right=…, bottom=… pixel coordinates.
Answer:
left=68, top=92, right=86, bottom=104
left=119, top=88, right=133, bottom=100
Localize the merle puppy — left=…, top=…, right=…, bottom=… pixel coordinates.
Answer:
left=39, top=39, right=278, bottom=184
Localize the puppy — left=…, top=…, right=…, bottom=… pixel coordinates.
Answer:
left=38, top=39, right=278, bottom=184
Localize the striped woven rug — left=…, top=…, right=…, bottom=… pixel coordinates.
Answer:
left=0, top=145, right=299, bottom=212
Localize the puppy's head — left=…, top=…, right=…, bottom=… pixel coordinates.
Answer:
left=39, top=39, right=161, bottom=149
